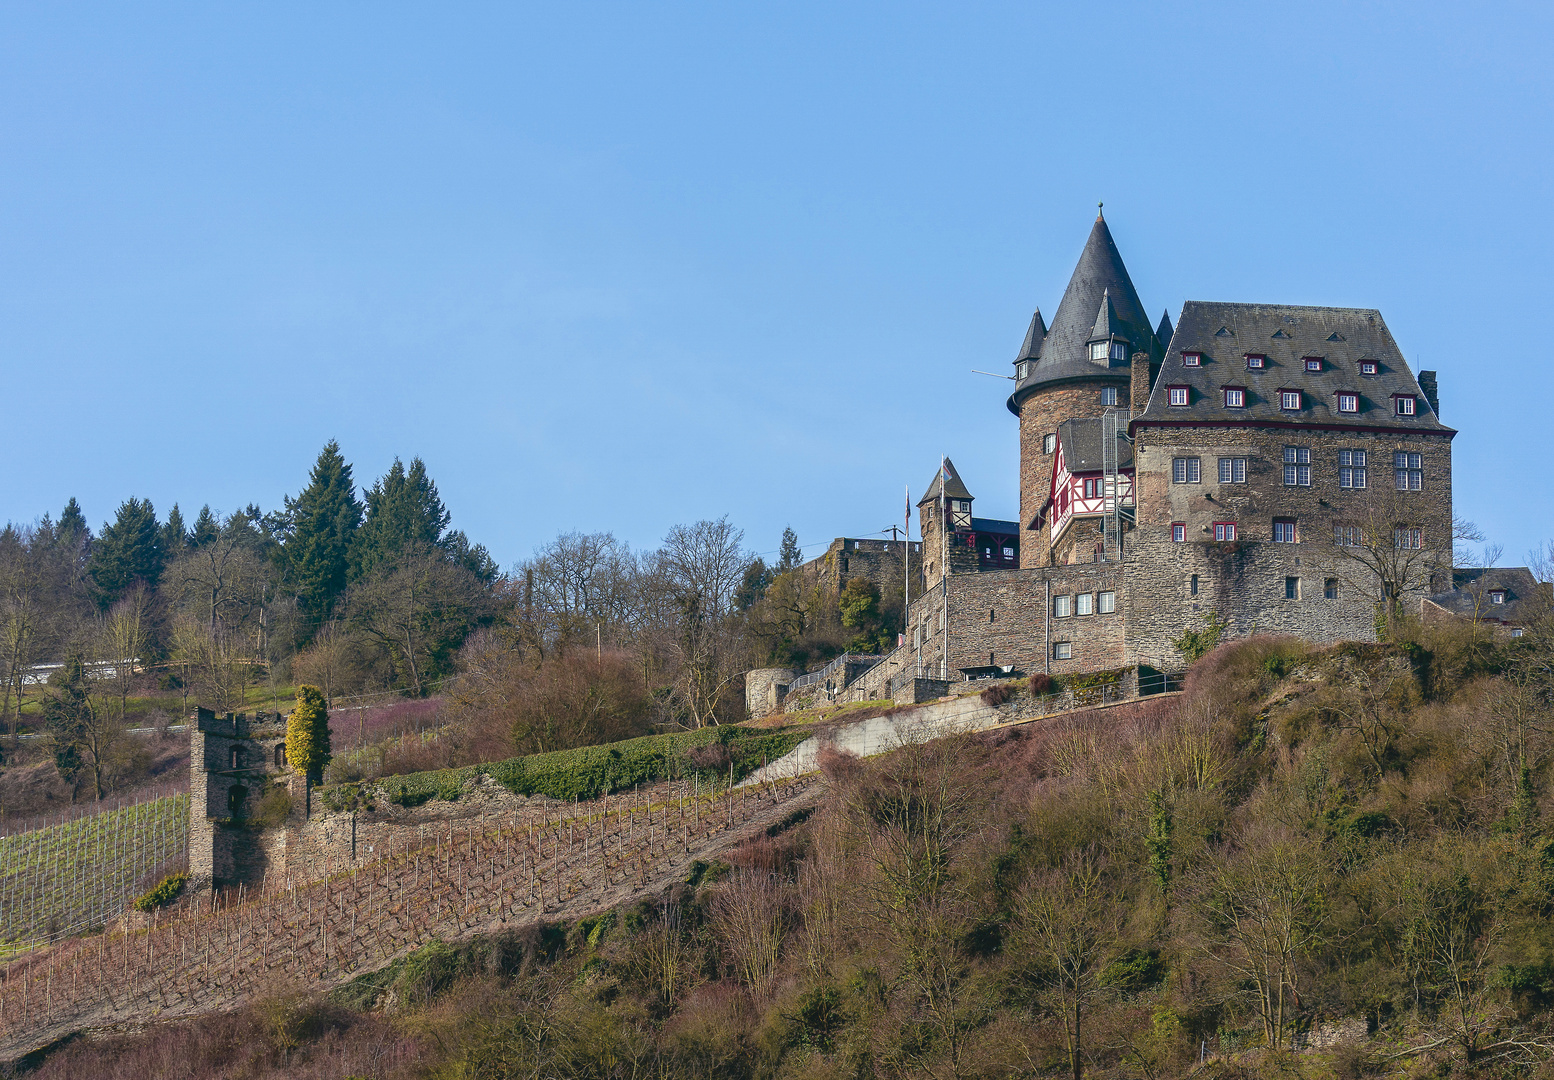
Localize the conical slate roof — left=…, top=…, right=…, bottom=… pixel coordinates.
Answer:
left=917, top=457, right=974, bottom=507
left=1007, top=214, right=1160, bottom=414
left=1014, top=310, right=1047, bottom=363
left=1156, top=308, right=1174, bottom=346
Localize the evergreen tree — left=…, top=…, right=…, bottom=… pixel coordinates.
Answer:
left=735, top=557, right=773, bottom=612
left=441, top=529, right=500, bottom=585
left=285, top=684, right=331, bottom=782
left=57, top=498, right=89, bottom=545
left=190, top=505, right=221, bottom=548
left=160, top=504, right=191, bottom=554
left=281, top=441, right=363, bottom=623
left=89, top=497, right=162, bottom=606
left=778, top=527, right=802, bottom=572
left=352, top=457, right=451, bottom=581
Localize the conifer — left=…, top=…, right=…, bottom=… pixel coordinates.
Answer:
left=281, top=441, right=363, bottom=623
left=286, top=684, right=331, bottom=782
left=88, top=497, right=163, bottom=606
left=351, top=457, right=451, bottom=581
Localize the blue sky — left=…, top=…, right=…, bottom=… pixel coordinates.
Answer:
left=3, top=2, right=1550, bottom=568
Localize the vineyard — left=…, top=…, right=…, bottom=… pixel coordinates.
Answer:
left=0, top=792, right=189, bottom=959
left=0, top=771, right=822, bottom=1062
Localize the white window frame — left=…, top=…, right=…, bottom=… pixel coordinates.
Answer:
left=1395, top=527, right=1423, bottom=550
left=1076, top=592, right=1094, bottom=616
left=1098, top=590, right=1116, bottom=614
left=1334, top=525, right=1361, bottom=547
left=1305, top=357, right=1323, bottom=372
left=1337, top=393, right=1359, bottom=413
left=1168, top=386, right=1189, bottom=406
left=1393, top=451, right=1423, bottom=491
left=1172, top=457, right=1201, bottom=484
left=1396, top=396, right=1417, bottom=415
left=1043, top=433, right=1056, bottom=455
left=1245, top=354, right=1265, bottom=369
left=1283, top=445, right=1311, bottom=486
left=1171, top=522, right=1186, bottom=542
left=1218, top=457, right=1246, bottom=484
left=1053, top=641, right=1072, bottom=660
left=1338, top=449, right=1368, bottom=489
left=1110, top=341, right=1127, bottom=361
left=1090, top=342, right=1109, bottom=361
left=1360, top=360, right=1378, bottom=375
left=1224, top=388, right=1244, bottom=408
left=1182, top=352, right=1202, bottom=367
left=1273, top=519, right=1298, bottom=544
left=1490, top=590, right=1506, bottom=604
left=1214, top=522, right=1237, bottom=542
left=1281, top=390, right=1302, bottom=411
left=1101, top=386, right=1118, bottom=406
left=1053, top=594, right=1072, bottom=618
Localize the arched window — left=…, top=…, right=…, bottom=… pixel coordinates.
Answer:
left=227, top=784, right=248, bottom=820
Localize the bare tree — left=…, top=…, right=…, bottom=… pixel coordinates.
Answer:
left=1320, top=487, right=1451, bottom=636
left=99, top=583, right=150, bottom=722
left=659, top=518, right=752, bottom=728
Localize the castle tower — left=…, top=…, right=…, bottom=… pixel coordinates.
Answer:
left=1007, top=211, right=1164, bottom=566
left=918, top=458, right=978, bottom=589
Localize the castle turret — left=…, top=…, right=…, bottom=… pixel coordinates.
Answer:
left=1007, top=211, right=1162, bottom=566
left=918, top=458, right=978, bottom=589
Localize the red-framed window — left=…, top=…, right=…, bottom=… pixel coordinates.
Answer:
left=1279, top=390, right=1302, bottom=411
left=1223, top=387, right=1245, bottom=408
left=1213, top=522, right=1238, bottom=542
left=1245, top=353, right=1266, bottom=369
left=1168, top=386, right=1190, bottom=406
left=1359, top=360, right=1378, bottom=375
left=1336, top=392, right=1359, bottom=413
left=1181, top=352, right=1202, bottom=367
left=1171, top=522, right=1186, bottom=542
left=1082, top=477, right=1102, bottom=499
left=1304, top=356, right=1324, bottom=372
left=1394, top=395, right=1417, bottom=415
left=1272, top=519, right=1298, bottom=543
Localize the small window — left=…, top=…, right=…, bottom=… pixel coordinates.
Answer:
left=1182, top=352, right=1202, bottom=367
left=1336, top=393, right=1359, bottom=413
left=1512, top=628, right=1525, bottom=638
left=1396, top=396, right=1416, bottom=416
left=1490, top=590, right=1506, bottom=604
left=1169, top=386, right=1190, bottom=406
left=840, top=557, right=849, bottom=572
left=1335, top=525, right=1361, bottom=547
left=1053, top=641, right=1072, bottom=660
left=1171, top=522, right=1186, bottom=542
left=1218, top=457, right=1247, bottom=484
left=1283, top=446, right=1311, bottom=486
left=1043, top=433, right=1056, bottom=455
left=1190, top=574, right=1199, bottom=597
left=1083, top=478, right=1102, bottom=499
left=990, top=608, right=996, bottom=622
left=1214, top=522, right=1237, bottom=542
left=1110, top=341, right=1127, bottom=361
left=1395, top=527, right=1423, bottom=550
left=1285, top=576, right=1301, bottom=600
left=1338, top=449, right=1368, bottom=489
left=1090, top=342, right=1109, bottom=361
left=1076, top=592, right=1094, bottom=616
left=1393, top=452, right=1423, bottom=491
left=1280, top=390, right=1302, bottom=411
left=230, top=747, right=240, bottom=770
left=1359, top=360, right=1378, bottom=375
left=1223, top=388, right=1245, bottom=408
left=1273, top=519, right=1298, bottom=543
left=1245, top=353, right=1266, bottom=369
left=1053, top=595, right=1072, bottom=618
left=1002, top=546, right=1014, bottom=558
left=1173, top=457, right=1201, bottom=484
left=1304, top=357, right=1323, bottom=372
left=1098, top=590, right=1115, bottom=614
left=1324, top=578, right=1339, bottom=599
left=1017, top=360, right=1031, bottom=381
left=1101, top=386, right=1118, bottom=406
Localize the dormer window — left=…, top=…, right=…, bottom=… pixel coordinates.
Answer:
left=1245, top=353, right=1266, bottom=369
left=1223, top=387, right=1245, bottom=408
left=1016, top=361, right=1031, bottom=381
left=1304, top=357, right=1324, bottom=372
left=1359, top=360, right=1378, bottom=375
left=1490, top=590, right=1507, bottom=604
left=1168, top=386, right=1190, bottom=406
left=1090, top=342, right=1106, bottom=360
left=1111, top=341, right=1126, bottom=360
left=1336, top=392, right=1359, bottom=414
left=1395, top=395, right=1417, bottom=416
left=1280, top=390, right=1302, bottom=411
left=1182, top=352, right=1202, bottom=367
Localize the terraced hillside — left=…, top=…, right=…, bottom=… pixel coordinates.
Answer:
left=0, top=771, right=820, bottom=1062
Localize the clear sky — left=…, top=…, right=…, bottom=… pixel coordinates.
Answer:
left=3, top=2, right=1550, bottom=569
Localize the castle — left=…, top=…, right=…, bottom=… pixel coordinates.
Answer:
left=751, top=211, right=1471, bottom=713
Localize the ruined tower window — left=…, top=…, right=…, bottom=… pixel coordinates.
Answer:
left=1285, top=576, right=1302, bottom=600
left=1098, top=590, right=1116, bottom=613
left=1172, top=457, right=1201, bottom=484
left=228, top=784, right=247, bottom=819
left=840, top=557, right=849, bottom=572
left=1101, top=387, right=1118, bottom=406
left=1053, top=595, right=1072, bottom=618
left=1190, top=574, right=1199, bottom=597
left=1053, top=641, right=1072, bottom=660
left=1338, top=449, right=1368, bottom=488
left=230, top=747, right=240, bottom=770
left=1272, top=519, right=1298, bottom=544
left=1324, top=578, right=1340, bottom=599
left=1171, top=523, right=1186, bottom=542
left=275, top=744, right=286, bottom=767
left=1043, top=433, right=1056, bottom=454
left=1076, top=592, right=1094, bottom=616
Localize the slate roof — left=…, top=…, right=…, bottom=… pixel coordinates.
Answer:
left=1015, top=310, right=1046, bottom=363
left=1007, top=214, right=1162, bottom=415
left=970, top=517, right=1019, bottom=535
left=1425, top=567, right=1548, bottom=624
left=918, top=457, right=974, bottom=506
left=1056, top=417, right=1135, bottom=473
left=1133, top=302, right=1455, bottom=435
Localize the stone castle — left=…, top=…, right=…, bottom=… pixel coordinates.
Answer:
left=748, top=211, right=1529, bottom=715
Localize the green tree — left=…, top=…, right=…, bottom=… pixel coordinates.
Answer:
left=189, top=504, right=221, bottom=548
left=88, top=497, right=163, bottom=606
left=352, top=457, right=451, bottom=581
left=160, top=504, right=190, bottom=555
left=285, top=684, right=331, bottom=782
left=280, top=441, right=363, bottom=624
left=839, top=577, right=888, bottom=653
left=734, top=556, right=772, bottom=612
left=57, top=497, right=89, bottom=546
left=778, top=526, right=802, bottom=572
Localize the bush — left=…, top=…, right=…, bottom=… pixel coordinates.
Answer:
left=287, top=685, right=332, bottom=782
left=326, top=725, right=811, bottom=809
left=134, top=872, right=188, bottom=912
left=980, top=683, right=1014, bottom=707
left=1027, top=673, right=1056, bottom=697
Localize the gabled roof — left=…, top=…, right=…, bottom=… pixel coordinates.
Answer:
left=1133, top=302, right=1455, bottom=434
left=1014, top=310, right=1046, bottom=364
left=1426, top=567, right=1548, bottom=623
left=970, top=517, right=1019, bottom=536
left=917, top=457, right=974, bottom=506
left=1089, top=289, right=1120, bottom=341
left=1056, top=418, right=1135, bottom=473
left=1008, top=214, right=1161, bottom=415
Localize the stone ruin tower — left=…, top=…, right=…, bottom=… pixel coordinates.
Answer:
left=188, top=707, right=307, bottom=892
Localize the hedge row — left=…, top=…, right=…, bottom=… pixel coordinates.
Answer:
left=320, top=725, right=810, bottom=812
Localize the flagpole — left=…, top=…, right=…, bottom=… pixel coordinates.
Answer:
left=904, top=484, right=911, bottom=648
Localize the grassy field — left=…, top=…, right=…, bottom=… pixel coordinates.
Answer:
left=0, top=792, right=189, bottom=958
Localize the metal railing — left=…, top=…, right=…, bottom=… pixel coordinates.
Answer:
left=887, top=662, right=949, bottom=698
left=788, top=652, right=885, bottom=693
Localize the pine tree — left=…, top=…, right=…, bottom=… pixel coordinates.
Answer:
left=281, top=441, right=363, bottom=623
left=285, top=684, right=331, bottom=782
left=778, top=527, right=802, bottom=572
left=352, top=457, right=452, bottom=581
left=57, top=498, right=89, bottom=545
left=190, top=505, right=220, bottom=548
left=88, top=497, right=162, bottom=606
left=160, top=504, right=190, bottom=554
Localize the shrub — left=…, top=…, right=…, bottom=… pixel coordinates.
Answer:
left=134, top=872, right=188, bottom=912
left=1027, top=673, right=1056, bottom=697
left=980, top=682, right=1014, bottom=707
left=287, top=685, right=332, bottom=782
left=246, top=784, right=293, bottom=829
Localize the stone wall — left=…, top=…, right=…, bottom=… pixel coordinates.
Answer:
left=188, top=709, right=291, bottom=890
left=745, top=667, right=797, bottom=720
left=804, top=537, right=922, bottom=599
left=1017, top=379, right=1133, bottom=568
